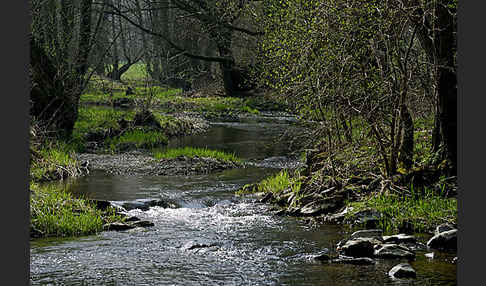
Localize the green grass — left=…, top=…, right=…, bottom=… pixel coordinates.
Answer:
left=120, top=63, right=150, bottom=81
left=30, top=141, right=81, bottom=182
left=154, top=147, right=241, bottom=162
left=30, top=182, right=122, bottom=238
left=346, top=185, right=457, bottom=233
left=74, top=106, right=136, bottom=134
left=236, top=170, right=300, bottom=195
left=106, top=129, right=168, bottom=151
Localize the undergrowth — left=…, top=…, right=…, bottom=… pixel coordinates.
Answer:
left=30, top=182, right=123, bottom=238
left=347, top=185, right=457, bottom=233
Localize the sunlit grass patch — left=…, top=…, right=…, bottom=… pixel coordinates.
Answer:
left=346, top=186, right=457, bottom=233
left=30, top=141, right=80, bottom=182
left=74, top=106, right=135, bottom=134
left=154, top=147, right=241, bottom=162
left=106, top=129, right=168, bottom=151
left=236, top=170, right=300, bottom=195
left=30, top=183, right=122, bottom=238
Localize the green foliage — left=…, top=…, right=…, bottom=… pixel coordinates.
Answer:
left=30, top=183, right=122, bottom=238
left=236, top=170, right=300, bottom=195
left=106, top=129, right=168, bottom=151
left=347, top=185, right=457, bottom=233
left=30, top=141, right=80, bottom=182
left=154, top=147, right=241, bottom=163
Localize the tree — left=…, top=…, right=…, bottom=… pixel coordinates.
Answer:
left=256, top=0, right=455, bottom=177
left=106, top=0, right=262, bottom=96
left=30, top=0, right=99, bottom=137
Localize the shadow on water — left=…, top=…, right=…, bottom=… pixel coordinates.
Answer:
left=31, top=117, right=456, bottom=286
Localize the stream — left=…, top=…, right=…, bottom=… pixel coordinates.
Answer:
left=30, top=115, right=456, bottom=285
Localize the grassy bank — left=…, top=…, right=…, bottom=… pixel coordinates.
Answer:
left=346, top=186, right=457, bottom=233
left=71, top=106, right=203, bottom=152
left=81, top=66, right=289, bottom=117
left=30, top=183, right=122, bottom=238
left=236, top=110, right=457, bottom=235
left=154, top=147, right=241, bottom=163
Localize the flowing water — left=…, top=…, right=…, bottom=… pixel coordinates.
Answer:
left=30, top=115, right=456, bottom=285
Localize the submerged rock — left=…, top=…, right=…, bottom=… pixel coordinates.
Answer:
left=388, top=263, right=416, bottom=279
left=182, top=240, right=218, bottom=251
left=374, top=244, right=415, bottom=259
left=130, top=220, right=154, bottom=228
left=427, top=229, right=457, bottom=251
left=103, top=222, right=135, bottom=231
left=331, top=256, right=375, bottom=265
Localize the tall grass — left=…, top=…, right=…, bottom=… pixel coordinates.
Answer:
left=154, top=147, right=241, bottom=162
left=30, top=141, right=80, bottom=182
left=30, top=183, right=122, bottom=238
left=347, top=185, right=457, bottom=233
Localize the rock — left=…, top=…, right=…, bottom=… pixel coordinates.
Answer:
left=299, top=201, right=339, bottom=216
left=388, top=263, right=416, bottom=279
left=374, top=244, right=415, bottom=259
left=435, top=223, right=456, bottom=236
left=338, top=238, right=375, bottom=258
left=348, top=209, right=382, bottom=229
left=382, top=234, right=416, bottom=244
left=103, top=222, right=135, bottom=231
left=324, top=207, right=354, bottom=223
left=124, top=216, right=140, bottom=222
left=350, top=229, right=383, bottom=240
left=313, top=250, right=331, bottom=262
left=130, top=220, right=154, bottom=228
left=425, top=252, right=434, bottom=259
left=182, top=240, right=218, bottom=250
left=331, top=256, right=375, bottom=265
left=427, top=229, right=457, bottom=251
left=120, top=199, right=172, bottom=211
left=259, top=192, right=274, bottom=203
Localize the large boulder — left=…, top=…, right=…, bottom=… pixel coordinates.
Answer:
left=435, top=223, right=456, bottom=236
left=427, top=229, right=457, bottom=251
left=374, top=244, right=415, bottom=259
left=388, top=263, right=416, bottom=279
left=338, top=238, right=375, bottom=258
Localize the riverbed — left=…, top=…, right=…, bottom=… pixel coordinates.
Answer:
left=30, top=115, right=456, bottom=285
